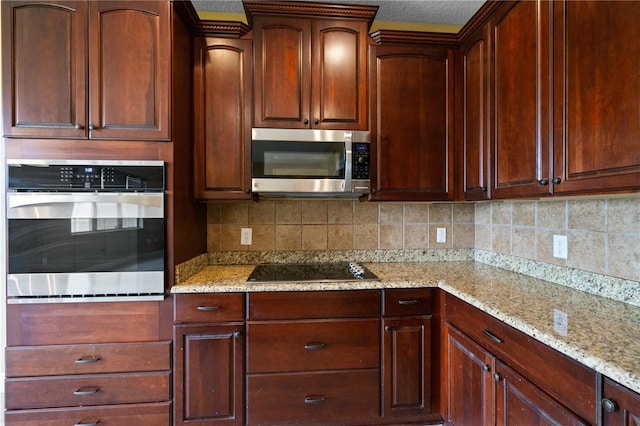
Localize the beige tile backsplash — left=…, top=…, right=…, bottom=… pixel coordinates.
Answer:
left=207, top=195, right=639, bottom=282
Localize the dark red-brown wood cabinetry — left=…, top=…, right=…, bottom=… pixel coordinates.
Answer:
left=193, top=36, right=253, bottom=200
left=601, top=377, right=640, bottom=426
left=248, top=2, right=375, bottom=130
left=2, top=0, right=170, bottom=141
left=369, top=39, right=455, bottom=201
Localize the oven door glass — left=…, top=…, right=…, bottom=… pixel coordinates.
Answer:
left=252, top=140, right=345, bottom=178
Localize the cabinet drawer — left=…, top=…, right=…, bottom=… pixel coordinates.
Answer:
left=4, top=401, right=171, bottom=426
left=175, top=293, right=244, bottom=323
left=5, top=341, right=170, bottom=377
left=445, top=295, right=597, bottom=424
left=248, top=290, right=381, bottom=320
left=247, top=319, right=379, bottom=373
left=247, top=370, right=379, bottom=424
left=5, top=371, right=171, bottom=410
left=383, top=288, right=433, bottom=316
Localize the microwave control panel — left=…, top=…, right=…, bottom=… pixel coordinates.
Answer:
left=352, top=143, right=370, bottom=179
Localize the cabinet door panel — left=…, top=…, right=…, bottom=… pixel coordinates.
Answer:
left=2, top=1, right=87, bottom=138
left=603, top=378, right=640, bottom=426
left=253, top=17, right=311, bottom=128
left=174, top=324, right=244, bottom=425
left=370, top=45, right=454, bottom=201
left=495, top=360, right=589, bottom=426
left=88, top=1, right=169, bottom=140
left=491, top=0, right=553, bottom=198
left=382, top=317, right=432, bottom=419
left=193, top=38, right=252, bottom=200
left=446, top=324, right=494, bottom=426
left=553, top=0, right=640, bottom=194
left=312, top=20, right=367, bottom=129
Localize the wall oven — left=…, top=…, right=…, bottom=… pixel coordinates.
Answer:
left=6, top=160, right=165, bottom=303
left=251, top=128, right=371, bottom=195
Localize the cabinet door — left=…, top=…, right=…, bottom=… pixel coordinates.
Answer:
left=445, top=324, right=494, bottom=426
left=1, top=1, right=87, bottom=138
left=311, top=19, right=368, bottom=130
left=174, top=324, right=244, bottom=426
left=370, top=44, right=454, bottom=201
left=552, top=0, right=640, bottom=194
left=253, top=16, right=311, bottom=128
left=382, top=317, right=432, bottom=420
left=88, top=1, right=170, bottom=140
left=490, top=0, right=553, bottom=198
left=461, top=25, right=491, bottom=200
left=602, top=378, right=640, bottom=426
left=193, top=37, right=252, bottom=200
left=495, top=360, right=589, bottom=426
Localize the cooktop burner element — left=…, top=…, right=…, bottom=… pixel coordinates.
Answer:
left=246, top=262, right=379, bottom=283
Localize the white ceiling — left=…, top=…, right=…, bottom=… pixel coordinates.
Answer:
left=191, top=0, right=486, bottom=26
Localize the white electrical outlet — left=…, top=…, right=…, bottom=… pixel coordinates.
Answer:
left=553, top=309, right=568, bottom=336
left=553, top=234, right=568, bottom=259
left=436, top=228, right=447, bottom=243
left=241, top=228, right=252, bottom=245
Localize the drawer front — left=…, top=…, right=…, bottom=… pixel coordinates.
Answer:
left=5, top=341, right=171, bottom=377
left=5, top=371, right=171, bottom=410
left=445, top=295, right=597, bottom=424
left=247, top=370, right=379, bottom=424
left=247, top=319, right=379, bottom=373
left=383, top=288, right=433, bottom=316
left=175, top=293, right=245, bottom=323
left=5, top=401, right=171, bottom=426
left=248, top=290, right=381, bottom=320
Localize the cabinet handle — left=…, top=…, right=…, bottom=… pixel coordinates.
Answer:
left=75, top=420, right=100, bottom=426
left=538, top=179, right=549, bottom=186
left=314, top=119, right=320, bottom=125
left=493, top=373, right=502, bottom=382
left=602, top=398, right=619, bottom=413
left=88, top=124, right=97, bottom=131
left=304, top=342, right=326, bottom=350
left=233, top=330, right=242, bottom=338
left=552, top=177, right=561, bottom=184
left=74, top=356, right=101, bottom=364
left=482, top=329, right=504, bottom=343
left=384, top=326, right=393, bottom=332
left=73, top=386, right=100, bottom=396
left=74, top=124, right=84, bottom=130
left=398, top=299, right=419, bottom=305
left=481, top=186, right=487, bottom=192
left=304, top=394, right=325, bottom=404
left=483, top=364, right=491, bottom=372
left=197, top=305, right=220, bottom=312
left=304, top=119, right=309, bottom=125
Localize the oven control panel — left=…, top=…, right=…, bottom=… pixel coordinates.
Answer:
left=352, top=143, right=370, bottom=180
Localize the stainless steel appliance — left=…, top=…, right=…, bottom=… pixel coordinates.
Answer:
left=6, top=160, right=165, bottom=303
left=251, top=128, right=371, bottom=195
left=247, top=262, right=379, bottom=283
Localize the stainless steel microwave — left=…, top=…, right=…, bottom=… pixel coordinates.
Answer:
left=251, top=128, right=371, bottom=195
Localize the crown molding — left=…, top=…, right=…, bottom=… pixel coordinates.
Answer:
left=370, top=29, right=458, bottom=46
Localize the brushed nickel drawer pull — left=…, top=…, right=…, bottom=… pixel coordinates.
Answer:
left=75, top=356, right=101, bottom=364
left=304, top=394, right=325, bottom=404
left=75, top=420, right=100, bottom=426
left=73, top=386, right=100, bottom=396
left=197, top=305, right=220, bottom=311
left=482, top=329, right=504, bottom=343
left=398, top=299, right=419, bottom=305
left=304, top=342, right=326, bottom=350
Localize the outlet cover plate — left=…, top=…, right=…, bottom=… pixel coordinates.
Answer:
left=553, top=234, right=568, bottom=259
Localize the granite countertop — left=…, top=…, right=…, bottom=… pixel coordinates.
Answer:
left=172, top=261, right=640, bottom=395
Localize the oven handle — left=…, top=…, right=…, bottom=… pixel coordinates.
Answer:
left=7, top=192, right=164, bottom=219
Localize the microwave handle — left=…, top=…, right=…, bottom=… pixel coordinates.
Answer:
left=344, top=134, right=353, bottom=192
left=7, top=192, right=164, bottom=219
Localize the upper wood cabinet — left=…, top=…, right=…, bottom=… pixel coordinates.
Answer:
left=193, top=36, right=253, bottom=200
left=460, top=25, right=491, bottom=201
left=248, top=3, right=376, bottom=130
left=552, top=0, right=640, bottom=194
left=489, top=0, right=553, bottom=198
left=369, top=41, right=455, bottom=201
left=2, top=0, right=170, bottom=141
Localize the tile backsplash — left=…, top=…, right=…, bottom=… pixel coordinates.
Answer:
left=206, top=195, right=639, bottom=282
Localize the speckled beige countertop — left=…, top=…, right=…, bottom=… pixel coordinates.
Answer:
left=172, top=261, right=640, bottom=395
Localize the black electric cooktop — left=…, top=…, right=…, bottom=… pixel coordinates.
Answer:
left=246, top=262, right=379, bottom=283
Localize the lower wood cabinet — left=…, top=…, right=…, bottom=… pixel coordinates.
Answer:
left=601, top=377, right=640, bottom=426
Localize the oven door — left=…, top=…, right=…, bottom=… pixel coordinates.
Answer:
left=7, top=192, right=165, bottom=303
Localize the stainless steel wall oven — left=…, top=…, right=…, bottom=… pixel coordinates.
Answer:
left=6, top=160, right=165, bottom=303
